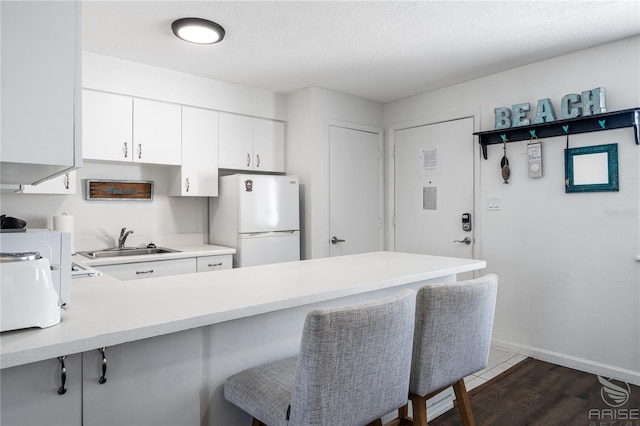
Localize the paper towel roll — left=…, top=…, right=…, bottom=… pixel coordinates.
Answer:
left=53, top=214, right=74, bottom=254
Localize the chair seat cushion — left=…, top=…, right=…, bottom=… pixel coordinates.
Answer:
left=225, top=356, right=297, bottom=426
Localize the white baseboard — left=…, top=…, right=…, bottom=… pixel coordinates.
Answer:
left=492, top=339, right=640, bottom=386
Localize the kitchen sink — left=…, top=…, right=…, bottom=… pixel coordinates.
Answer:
left=77, top=247, right=181, bottom=259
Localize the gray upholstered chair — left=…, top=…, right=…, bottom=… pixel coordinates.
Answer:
left=224, top=289, right=417, bottom=426
left=396, top=274, right=498, bottom=426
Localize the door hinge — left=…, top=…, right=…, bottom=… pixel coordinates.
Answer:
left=392, top=216, right=396, bottom=227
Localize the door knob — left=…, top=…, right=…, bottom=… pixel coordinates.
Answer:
left=453, top=237, right=472, bottom=245
left=331, top=236, right=345, bottom=244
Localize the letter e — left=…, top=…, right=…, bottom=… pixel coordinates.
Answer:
left=512, top=103, right=531, bottom=127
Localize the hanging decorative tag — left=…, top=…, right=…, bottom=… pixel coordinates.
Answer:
left=527, top=138, right=543, bottom=178
left=501, top=137, right=510, bottom=184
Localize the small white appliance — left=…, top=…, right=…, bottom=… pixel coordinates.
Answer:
left=0, top=229, right=71, bottom=306
left=210, top=174, right=300, bottom=267
left=0, top=252, right=61, bottom=331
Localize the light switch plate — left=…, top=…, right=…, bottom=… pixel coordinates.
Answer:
left=488, top=198, right=501, bottom=210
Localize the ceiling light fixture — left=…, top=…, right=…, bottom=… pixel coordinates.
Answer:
left=171, top=18, right=225, bottom=44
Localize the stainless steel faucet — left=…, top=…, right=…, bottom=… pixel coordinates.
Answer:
left=118, top=227, right=134, bottom=249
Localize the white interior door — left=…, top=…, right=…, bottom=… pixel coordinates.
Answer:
left=329, top=125, right=383, bottom=257
left=394, top=117, right=475, bottom=261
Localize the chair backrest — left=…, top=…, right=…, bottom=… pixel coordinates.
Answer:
left=289, top=289, right=416, bottom=426
left=409, top=274, right=498, bottom=397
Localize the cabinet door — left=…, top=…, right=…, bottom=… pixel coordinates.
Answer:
left=196, top=255, right=232, bottom=272
left=83, top=330, right=202, bottom=426
left=1, top=1, right=81, bottom=185
left=83, top=90, right=133, bottom=162
left=218, top=113, right=253, bottom=170
left=21, top=171, right=77, bottom=194
left=133, top=99, right=181, bottom=165
left=253, top=119, right=285, bottom=173
left=0, top=354, right=82, bottom=426
left=170, top=107, right=219, bottom=196
left=96, top=258, right=196, bottom=281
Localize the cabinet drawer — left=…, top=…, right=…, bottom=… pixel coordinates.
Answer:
left=196, top=255, right=232, bottom=272
left=97, top=258, right=196, bottom=281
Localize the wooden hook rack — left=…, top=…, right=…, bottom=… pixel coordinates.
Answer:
left=474, top=107, right=640, bottom=159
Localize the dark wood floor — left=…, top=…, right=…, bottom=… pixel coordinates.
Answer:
left=429, top=358, right=640, bottom=426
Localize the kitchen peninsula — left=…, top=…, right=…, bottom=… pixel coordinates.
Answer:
left=0, top=251, right=486, bottom=426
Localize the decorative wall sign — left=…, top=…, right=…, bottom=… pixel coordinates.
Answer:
left=564, top=144, right=618, bottom=193
left=494, top=87, right=606, bottom=130
left=86, top=180, right=154, bottom=201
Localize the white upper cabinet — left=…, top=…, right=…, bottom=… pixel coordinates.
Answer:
left=82, top=90, right=133, bottom=162
left=169, top=107, right=219, bottom=197
left=21, top=171, right=77, bottom=195
left=132, top=98, right=181, bottom=165
left=0, top=1, right=81, bottom=185
left=82, top=91, right=181, bottom=165
left=219, top=113, right=285, bottom=173
left=253, top=118, right=285, bottom=173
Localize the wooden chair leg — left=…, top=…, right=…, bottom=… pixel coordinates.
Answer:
left=366, top=419, right=383, bottom=426
left=410, top=393, right=429, bottom=426
left=452, top=379, right=475, bottom=426
left=252, top=418, right=266, bottom=426
left=398, top=403, right=412, bottom=425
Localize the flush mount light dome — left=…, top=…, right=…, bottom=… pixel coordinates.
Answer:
left=171, top=18, right=225, bottom=44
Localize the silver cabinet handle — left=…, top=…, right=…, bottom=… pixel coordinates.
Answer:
left=453, top=237, right=472, bottom=245
left=137, top=143, right=142, bottom=159
left=185, top=178, right=190, bottom=192
left=256, top=154, right=260, bottom=168
left=136, top=269, right=154, bottom=275
left=331, top=236, right=345, bottom=244
left=57, top=356, right=67, bottom=395
left=123, top=142, right=128, bottom=158
left=63, top=173, right=70, bottom=190
left=246, top=153, right=251, bottom=167
left=98, top=347, right=108, bottom=384
left=208, top=262, right=223, bottom=268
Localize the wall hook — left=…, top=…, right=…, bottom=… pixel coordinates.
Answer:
left=598, top=120, right=606, bottom=129
left=529, top=130, right=537, bottom=138
left=562, top=125, right=570, bottom=133
left=500, top=134, right=507, bottom=142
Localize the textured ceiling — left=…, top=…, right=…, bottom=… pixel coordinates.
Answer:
left=82, top=1, right=640, bottom=103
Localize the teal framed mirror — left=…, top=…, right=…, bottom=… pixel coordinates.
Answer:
left=565, top=143, right=618, bottom=193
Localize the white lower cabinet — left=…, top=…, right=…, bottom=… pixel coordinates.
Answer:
left=96, top=258, right=196, bottom=281
left=0, top=332, right=202, bottom=426
left=82, top=329, right=202, bottom=426
left=0, top=354, right=83, bottom=426
left=196, top=255, right=232, bottom=272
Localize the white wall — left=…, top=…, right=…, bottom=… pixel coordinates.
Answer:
left=385, top=36, right=640, bottom=383
left=1, top=54, right=287, bottom=250
left=83, top=52, right=287, bottom=120
left=1, top=162, right=205, bottom=250
left=286, top=87, right=384, bottom=259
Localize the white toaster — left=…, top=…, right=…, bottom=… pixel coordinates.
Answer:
left=1, top=252, right=61, bottom=332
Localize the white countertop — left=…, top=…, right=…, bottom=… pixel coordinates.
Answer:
left=72, top=243, right=236, bottom=268
left=0, top=251, right=485, bottom=369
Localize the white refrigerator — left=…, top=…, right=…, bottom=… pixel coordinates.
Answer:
left=209, top=174, right=300, bottom=267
